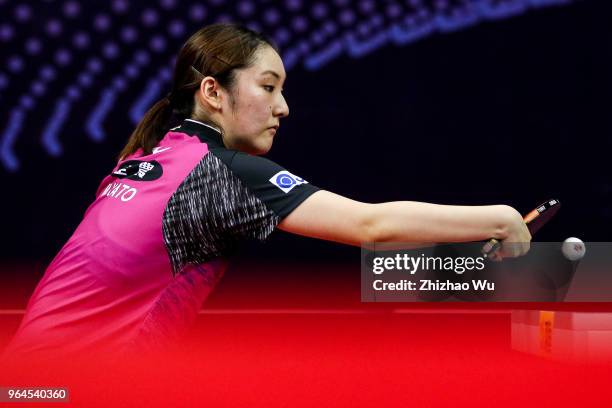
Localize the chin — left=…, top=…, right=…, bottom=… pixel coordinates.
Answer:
left=252, top=145, right=272, bottom=155
left=251, top=138, right=274, bottom=155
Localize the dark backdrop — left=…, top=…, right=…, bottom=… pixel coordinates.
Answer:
left=0, top=0, right=610, bottom=265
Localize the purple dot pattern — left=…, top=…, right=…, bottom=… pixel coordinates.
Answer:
left=67, top=86, right=81, bottom=100
left=238, top=1, right=254, bottom=17
left=323, top=21, right=337, bottom=35
left=78, top=73, right=93, bottom=87
left=40, top=66, right=56, bottom=81
left=103, top=42, right=119, bottom=59
left=359, top=0, right=375, bottom=15
left=125, top=65, right=139, bottom=78
left=312, top=31, right=324, bottom=45
left=55, top=49, right=72, bottom=66
left=265, top=9, right=281, bottom=26
left=0, top=74, right=8, bottom=89
left=216, top=14, right=232, bottom=23
left=73, top=32, right=90, bottom=49
left=142, top=9, right=159, bottom=26
left=160, top=0, right=176, bottom=10
left=32, top=82, right=46, bottom=96
left=135, top=50, right=150, bottom=66
left=121, top=27, right=138, bottom=43
left=275, top=28, right=291, bottom=45
left=190, top=4, right=207, bottom=21
left=15, top=5, right=32, bottom=22
left=88, top=58, right=103, bottom=73
left=8, top=56, right=24, bottom=73
left=160, top=67, right=172, bottom=81
left=247, top=21, right=262, bottom=33
left=20, top=95, right=35, bottom=109
left=340, top=10, right=355, bottom=26
left=150, top=36, right=167, bottom=52
left=387, top=4, right=402, bottom=18
left=25, top=38, right=42, bottom=55
left=286, top=0, right=302, bottom=12
left=94, top=14, right=111, bottom=32
left=46, top=19, right=63, bottom=36
left=292, top=16, right=308, bottom=32
left=0, top=0, right=580, bottom=171
left=63, top=1, right=80, bottom=17
left=312, top=4, right=328, bottom=19
left=0, top=24, right=15, bottom=41
left=112, top=0, right=129, bottom=14
left=168, top=21, right=185, bottom=38
left=113, top=78, right=126, bottom=91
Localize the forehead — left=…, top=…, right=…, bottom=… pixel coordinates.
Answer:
left=245, top=46, right=286, bottom=80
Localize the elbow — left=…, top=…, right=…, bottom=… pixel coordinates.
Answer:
left=360, top=204, right=388, bottom=244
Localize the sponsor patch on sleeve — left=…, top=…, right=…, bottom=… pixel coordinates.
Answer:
left=269, top=171, right=308, bottom=193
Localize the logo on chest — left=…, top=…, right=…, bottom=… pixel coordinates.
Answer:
left=112, top=160, right=163, bottom=181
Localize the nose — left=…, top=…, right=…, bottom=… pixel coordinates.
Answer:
left=273, top=92, right=289, bottom=118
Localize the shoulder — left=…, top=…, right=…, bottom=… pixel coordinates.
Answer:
left=207, top=148, right=320, bottom=219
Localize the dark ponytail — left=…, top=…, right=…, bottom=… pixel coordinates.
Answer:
left=119, top=96, right=174, bottom=159
left=119, top=23, right=277, bottom=160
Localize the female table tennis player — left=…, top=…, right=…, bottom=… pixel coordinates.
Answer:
left=3, top=24, right=530, bottom=357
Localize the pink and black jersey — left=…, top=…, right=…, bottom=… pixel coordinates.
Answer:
left=5, top=119, right=319, bottom=356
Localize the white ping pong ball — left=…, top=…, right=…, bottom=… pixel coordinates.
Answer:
left=561, top=237, right=586, bottom=261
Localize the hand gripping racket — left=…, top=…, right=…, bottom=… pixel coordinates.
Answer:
left=482, top=199, right=561, bottom=258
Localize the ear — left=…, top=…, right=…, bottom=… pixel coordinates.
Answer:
left=196, top=76, right=223, bottom=111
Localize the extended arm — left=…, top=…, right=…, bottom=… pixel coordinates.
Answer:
left=278, top=190, right=530, bottom=256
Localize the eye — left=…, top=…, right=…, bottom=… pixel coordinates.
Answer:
left=263, top=85, right=275, bottom=92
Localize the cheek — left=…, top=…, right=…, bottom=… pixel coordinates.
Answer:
left=235, top=96, right=272, bottom=132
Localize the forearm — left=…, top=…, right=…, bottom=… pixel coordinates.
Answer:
left=367, top=201, right=519, bottom=243
left=278, top=191, right=525, bottom=248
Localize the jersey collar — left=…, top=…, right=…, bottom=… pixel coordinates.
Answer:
left=175, top=119, right=224, bottom=147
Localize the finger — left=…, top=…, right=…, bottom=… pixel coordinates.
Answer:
left=521, top=241, right=531, bottom=256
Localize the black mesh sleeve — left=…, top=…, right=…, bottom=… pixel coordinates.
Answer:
left=212, top=149, right=320, bottom=219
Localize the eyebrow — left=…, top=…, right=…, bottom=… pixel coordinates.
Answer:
left=261, top=70, right=282, bottom=79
